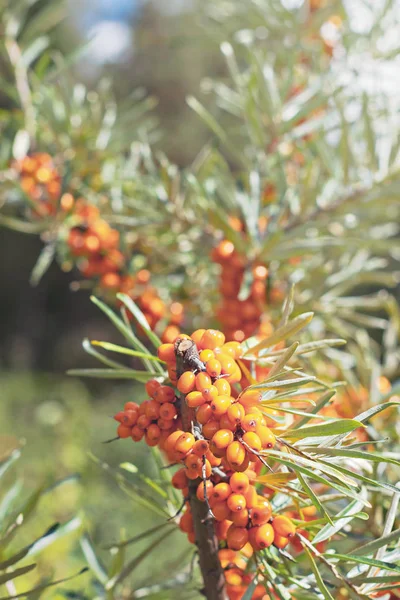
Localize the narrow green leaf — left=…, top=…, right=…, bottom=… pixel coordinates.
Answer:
left=281, top=419, right=363, bottom=441
left=244, top=312, right=314, bottom=356
left=91, top=341, right=162, bottom=362
left=80, top=536, right=108, bottom=585
left=267, top=342, right=299, bottom=379
left=0, top=563, right=36, bottom=585
left=0, top=568, right=88, bottom=600
left=116, top=293, right=162, bottom=350
left=67, top=369, right=154, bottom=381
left=325, top=553, right=400, bottom=574
left=313, top=496, right=368, bottom=544
left=297, top=472, right=333, bottom=526
left=352, top=528, right=400, bottom=557
left=104, top=523, right=174, bottom=550
left=303, top=546, right=335, bottom=600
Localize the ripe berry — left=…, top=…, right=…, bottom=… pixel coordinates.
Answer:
left=230, top=472, right=249, bottom=494
left=212, top=501, right=231, bottom=522
left=252, top=501, right=272, bottom=525
left=179, top=510, right=194, bottom=534
left=202, top=419, right=220, bottom=439
left=159, top=402, right=177, bottom=420
left=227, top=403, right=245, bottom=425
left=241, top=414, right=261, bottom=432
left=231, top=508, right=249, bottom=527
left=196, top=480, right=213, bottom=501
left=157, top=343, right=176, bottom=362
left=272, top=515, right=296, bottom=538
left=145, top=400, right=160, bottom=420
left=131, top=426, right=144, bottom=442
left=196, top=403, right=213, bottom=424
left=206, top=359, right=222, bottom=378
left=210, top=394, right=232, bottom=416
left=145, top=379, right=160, bottom=397
left=227, top=493, right=246, bottom=512
left=137, top=415, right=151, bottom=430
left=226, top=441, right=246, bottom=468
left=155, top=386, right=176, bottom=404
left=244, top=486, right=258, bottom=509
left=192, top=439, right=209, bottom=456
left=172, top=468, right=188, bottom=490
left=201, top=329, right=225, bottom=350
left=242, top=432, right=262, bottom=452
left=212, top=483, right=231, bottom=502
left=255, top=523, right=274, bottom=549
left=175, top=432, right=195, bottom=456
left=199, top=349, right=214, bottom=362
left=211, top=429, right=234, bottom=450
left=195, top=372, right=212, bottom=394
left=177, top=371, right=196, bottom=394
left=117, top=424, right=132, bottom=438
left=201, top=385, right=218, bottom=402
left=146, top=423, right=161, bottom=441
left=186, top=390, right=206, bottom=408
left=274, top=534, right=290, bottom=549
left=191, top=329, right=206, bottom=346
left=257, top=426, right=276, bottom=449
left=214, top=379, right=231, bottom=396
left=239, top=389, right=262, bottom=409
left=226, top=525, right=249, bottom=551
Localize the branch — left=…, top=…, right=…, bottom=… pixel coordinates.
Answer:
left=174, top=337, right=228, bottom=600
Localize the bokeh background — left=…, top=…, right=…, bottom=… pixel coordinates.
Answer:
left=1, top=0, right=400, bottom=597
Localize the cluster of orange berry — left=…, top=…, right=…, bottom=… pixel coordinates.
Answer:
left=14, top=153, right=61, bottom=217
left=211, top=238, right=270, bottom=343
left=113, top=327, right=297, bottom=599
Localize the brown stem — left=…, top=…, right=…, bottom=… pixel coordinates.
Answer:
left=175, top=338, right=228, bottom=600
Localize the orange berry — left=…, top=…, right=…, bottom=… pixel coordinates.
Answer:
left=215, top=519, right=231, bottom=540
left=177, top=371, right=196, bottom=394
left=137, top=414, right=151, bottom=430
left=206, top=359, right=222, bottom=378
left=117, top=424, right=131, bottom=438
left=192, top=439, right=209, bottom=456
left=191, top=329, right=206, bottom=346
left=255, top=523, right=274, bottom=549
left=230, top=472, right=249, bottom=494
left=131, top=425, right=144, bottom=442
left=205, top=449, right=222, bottom=467
left=274, top=534, right=290, bottom=549
left=175, top=432, right=195, bottom=456
left=200, top=349, right=214, bottom=362
left=226, top=441, right=246, bottom=468
left=231, top=508, right=249, bottom=527
left=113, top=411, right=125, bottom=423
left=195, top=372, right=212, bottom=393
left=210, top=394, right=232, bottom=416
left=201, top=385, right=219, bottom=403
left=252, top=501, right=272, bottom=525
left=187, top=531, right=196, bottom=544
left=239, top=389, right=262, bottom=408
left=197, top=480, right=214, bottom=501
left=122, top=409, right=139, bottom=426
left=186, top=390, right=206, bottom=408
left=146, top=423, right=161, bottom=442
left=202, top=419, right=221, bottom=439
left=211, top=429, right=234, bottom=450
left=124, top=401, right=139, bottom=411
left=171, top=467, right=188, bottom=489
left=185, top=454, right=202, bottom=477
left=157, top=343, right=176, bottom=362
left=222, top=341, right=243, bottom=359
left=197, top=403, right=213, bottom=425
left=227, top=403, right=245, bottom=425
left=218, top=413, right=236, bottom=432
left=212, top=483, right=231, bottom=502
left=201, top=329, right=225, bottom=350
left=158, top=417, right=175, bottom=430
left=159, top=402, right=177, bottom=420
left=164, top=430, right=183, bottom=453
left=155, top=385, right=176, bottom=404
left=257, top=426, right=276, bottom=449
left=214, top=379, right=231, bottom=396
left=179, top=510, right=193, bottom=533
left=242, top=432, right=262, bottom=452
left=227, top=525, right=249, bottom=551
left=244, top=485, right=258, bottom=509
left=272, top=515, right=296, bottom=538
left=145, top=379, right=161, bottom=398
left=161, top=325, right=180, bottom=344
left=145, top=399, right=160, bottom=420
left=200, top=459, right=212, bottom=479
left=227, top=493, right=246, bottom=512
left=241, top=414, right=261, bottom=432
left=213, top=500, right=231, bottom=522
left=248, top=526, right=261, bottom=551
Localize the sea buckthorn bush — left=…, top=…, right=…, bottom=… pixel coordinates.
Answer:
left=1, top=0, right=400, bottom=598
